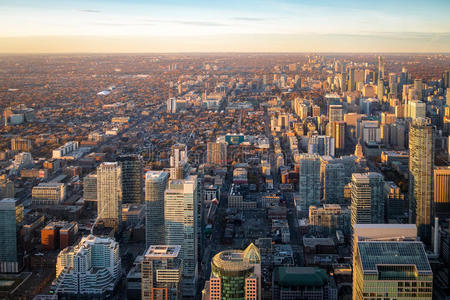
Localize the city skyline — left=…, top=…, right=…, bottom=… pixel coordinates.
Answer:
left=1, top=0, right=450, bottom=53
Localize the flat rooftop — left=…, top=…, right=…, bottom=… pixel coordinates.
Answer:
left=145, top=245, right=181, bottom=258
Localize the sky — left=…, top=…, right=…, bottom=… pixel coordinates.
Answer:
left=0, top=0, right=450, bottom=53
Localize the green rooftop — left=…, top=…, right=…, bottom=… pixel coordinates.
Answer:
left=274, top=267, right=328, bottom=287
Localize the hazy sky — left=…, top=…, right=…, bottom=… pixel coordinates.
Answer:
left=1, top=0, right=450, bottom=53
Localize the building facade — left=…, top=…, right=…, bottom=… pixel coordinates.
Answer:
left=97, top=162, right=122, bottom=229
left=351, top=173, right=385, bottom=226
left=145, top=171, right=169, bottom=247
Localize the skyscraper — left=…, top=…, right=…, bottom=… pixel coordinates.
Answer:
left=409, top=117, right=434, bottom=244
left=118, top=154, right=143, bottom=204
left=170, top=143, right=188, bottom=180
left=327, top=121, right=346, bottom=151
left=206, top=141, right=227, bottom=166
left=203, top=243, right=261, bottom=300
left=145, top=171, right=169, bottom=247
left=350, top=173, right=385, bottom=226
left=97, top=162, right=122, bottom=229
left=323, top=163, right=345, bottom=204
left=308, top=135, right=335, bottom=157
left=141, top=245, right=182, bottom=300
left=434, top=166, right=450, bottom=218
left=348, top=67, right=356, bottom=91
left=164, top=175, right=198, bottom=296
left=328, top=104, right=344, bottom=122
left=0, top=198, right=23, bottom=273
left=298, top=154, right=321, bottom=213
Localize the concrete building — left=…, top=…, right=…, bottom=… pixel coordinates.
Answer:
left=141, top=245, right=182, bottom=300
left=83, top=173, right=97, bottom=203
left=11, top=137, right=32, bottom=152
left=97, top=162, right=122, bottom=229
left=323, top=163, right=345, bottom=204
left=206, top=142, right=227, bottom=166
left=328, top=104, right=344, bottom=122
left=145, top=171, right=169, bottom=247
left=164, top=176, right=198, bottom=296
left=309, top=204, right=350, bottom=235
left=52, top=235, right=121, bottom=297
left=409, top=117, right=434, bottom=244
left=272, top=267, right=337, bottom=300
left=32, top=182, right=66, bottom=205
left=170, top=143, right=189, bottom=180
left=351, top=173, right=385, bottom=226
left=353, top=241, right=432, bottom=300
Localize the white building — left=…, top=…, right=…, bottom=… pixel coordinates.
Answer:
left=53, top=235, right=121, bottom=297
left=164, top=176, right=198, bottom=297
left=52, top=141, right=79, bottom=159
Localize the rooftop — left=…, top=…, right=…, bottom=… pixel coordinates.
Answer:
left=145, top=245, right=181, bottom=258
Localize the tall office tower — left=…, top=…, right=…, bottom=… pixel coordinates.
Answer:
left=203, top=244, right=261, bottom=300
left=145, top=171, right=169, bottom=247
left=167, top=97, right=177, bottom=113
left=348, top=68, right=356, bottom=91
left=53, top=235, right=121, bottom=297
left=97, top=162, right=122, bottom=229
left=141, top=245, right=182, bottom=300
left=389, top=122, right=406, bottom=150
left=414, top=79, right=423, bottom=100
left=409, top=117, right=434, bottom=244
left=350, top=173, right=385, bottom=226
left=323, top=163, right=345, bottom=204
left=376, top=79, right=384, bottom=101
left=164, top=176, right=198, bottom=296
left=206, top=141, right=227, bottom=166
left=0, top=198, right=23, bottom=273
left=339, top=72, right=348, bottom=91
left=328, top=104, right=344, bottom=122
left=434, top=167, right=450, bottom=218
left=388, top=73, right=398, bottom=95
left=308, top=135, right=335, bottom=157
left=378, top=55, right=385, bottom=81
left=118, top=154, right=143, bottom=204
left=170, top=143, right=188, bottom=180
left=298, top=154, right=321, bottom=213
left=400, top=67, right=409, bottom=86
left=446, top=88, right=450, bottom=106
left=353, top=240, right=432, bottom=300
left=299, top=104, right=309, bottom=120
left=11, top=137, right=32, bottom=152
left=327, top=121, right=346, bottom=151
left=443, top=70, right=450, bottom=89
left=409, top=100, right=426, bottom=119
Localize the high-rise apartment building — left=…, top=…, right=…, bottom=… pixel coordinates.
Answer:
left=328, top=104, right=344, bottom=122
left=203, top=244, right=261, bottom=300
left=164, top=175, right=198, bottom=296
left=351, top=173, right=385, bottom=226
left=141, top=245, right=182, bottom=300
left=0, top=198, right=23, bottom=273
left=118, top=154, right=143, bottom=204
left=434, top=166, right=450, bottom=218
left=53, top=235, right=121, bottom=297
left=308, top=135, right=335, bottom=157
left=206, top=142, right=227, bottom=166
left=323, top=163, right=345, bottom=204
left=298, top=154, right=321, bottom=213
left=97, top=162, right=122, bottom=229
left=409, top=117, right=434, bottom=244
left=83, top=173, right=97, bottom=203
left=145, top=171, right=169, bottom=247
left=170, top=143, right=188, bottom=180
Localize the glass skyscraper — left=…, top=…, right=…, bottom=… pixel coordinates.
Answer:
left=409, top=117, right=434, bottom=244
